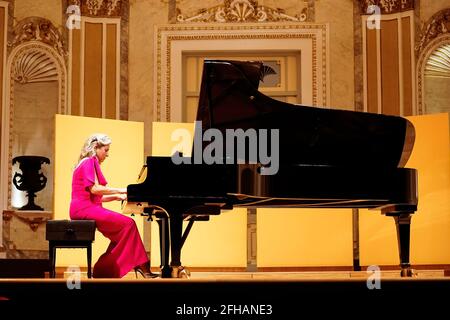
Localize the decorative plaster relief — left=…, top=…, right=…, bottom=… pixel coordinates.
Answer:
left=359, top=0, right=414, bottom=14
left=68, top=0, right=121, bottom=17
left=416, top=8, right=450, bottom=56
left=8, top=17, right=66, bottom=57
left=177, top=0, right=308, bottom=23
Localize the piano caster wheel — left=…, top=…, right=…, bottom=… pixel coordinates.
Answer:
left=401, top=268, right=417, bottom=277
left=172, top=266, right=191, bottom=279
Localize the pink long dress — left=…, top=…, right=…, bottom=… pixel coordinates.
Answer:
left=69, top=156, right=149, bottom=278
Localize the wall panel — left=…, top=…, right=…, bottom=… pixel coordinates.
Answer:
left=69, top=18, right=120, bottom=119
left=70, top=29, right=81, bottom=115
left=380, top=19, right=400, bottom=115
left=401, top=17, right=413, bottom=116
left=84, top=22, right=103, bottom=118
left=366, top=28, right=378, bottom=113
left=363, top=11, right=415, bottom=116
left=106, top=24, right=117, bottom=119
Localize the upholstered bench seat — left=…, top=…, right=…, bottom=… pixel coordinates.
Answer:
left=46, top=220, right=96, bottom=278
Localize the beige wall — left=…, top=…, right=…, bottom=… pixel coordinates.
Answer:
left=129, top=0, right=168, bottom=155
left=316, top=0, right=355, bottom=110
left=420, top=0, right=450, bottom=24
left=424, top=77, right=450, bottom=114
left=12, top=81, right=58, bottom=211
left=14, top=0, right=62, bottom=26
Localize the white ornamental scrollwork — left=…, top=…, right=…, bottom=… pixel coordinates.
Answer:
left=177, top=0, right=307, bottom=23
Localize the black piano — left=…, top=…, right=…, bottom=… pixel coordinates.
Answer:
left=124, top=60, right=418, bottom=278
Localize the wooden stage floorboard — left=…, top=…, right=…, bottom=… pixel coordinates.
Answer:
left=1, top=271, right=449, bottom=317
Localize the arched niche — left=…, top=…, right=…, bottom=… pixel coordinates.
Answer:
left=416, top=9, right=450, bottom=115
left=1, top=18, right=67, bottom=215
left=417, top=35, right=450, bottom=114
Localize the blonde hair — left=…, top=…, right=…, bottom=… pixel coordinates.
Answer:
left=78, top=133, right=112, bottom=163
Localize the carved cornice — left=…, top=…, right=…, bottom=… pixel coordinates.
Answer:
left=9, top=17, right=66, bottom=57
left=416, top=9, right=450, bottom=56
left=177, top=0, right=308, bottom=23
left=68, top=0, right=121, bottom=17
left=359, top=0, right=414, bottom=15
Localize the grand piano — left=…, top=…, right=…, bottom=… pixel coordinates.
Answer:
left=124, top=60, right=418, bottom=278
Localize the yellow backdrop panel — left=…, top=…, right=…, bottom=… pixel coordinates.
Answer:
left=54, top=115, right=144, bottom=268
left=360, top=113, right=450, bottom=266
left=154, top=208, right=247, bottom=267
left=150, top=122, right=247, bottom=267
left=257, top=209, right=353, bottom=266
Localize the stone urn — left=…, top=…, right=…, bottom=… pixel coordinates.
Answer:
left=12, top=155, right=50, bottom=211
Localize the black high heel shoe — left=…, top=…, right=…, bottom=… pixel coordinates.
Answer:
left=134, top=266, right=159, bottom=279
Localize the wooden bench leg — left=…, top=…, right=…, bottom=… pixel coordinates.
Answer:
left=87, top=244, right=92, bottom=278
left=49, top=242, right=56, bottom=278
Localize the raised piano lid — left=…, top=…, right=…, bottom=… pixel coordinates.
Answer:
left=196, top=60, right=415, bottom=169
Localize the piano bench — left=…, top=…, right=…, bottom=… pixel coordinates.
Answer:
left=45, top=220, right=96, bottom=278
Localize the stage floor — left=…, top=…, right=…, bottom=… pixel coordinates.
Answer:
left=1, top=270, right=449, bottom=317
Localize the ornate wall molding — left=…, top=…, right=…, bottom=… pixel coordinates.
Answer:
left=359, top=0, right=414, bottom=15
left=176, top=0, right=308, bottom=23
left=415, top=8, right=450, bottom=114
left=64, top=0, right=129, bottom=119
left=416, top=34, right=450, bottom=114
left=416, top=8, right=450, bottom=57
left=155, top=23, right=329, bottom=122
left=68, top=0, right=121, bottom=17
left=8, top=17, right=66, bottom=57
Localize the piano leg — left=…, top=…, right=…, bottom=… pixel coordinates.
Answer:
left=167, top=214, right=182, bottom=266
left=391, top=213, right=414, bottom=277
left=160, top=207, right=190, bottom=278
left=156, top=218, right=172, bottom=278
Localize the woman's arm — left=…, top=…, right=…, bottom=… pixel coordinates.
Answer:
left=101, top=193, right=127, bottom=202
left=89, top=184, right=127, bottom=195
